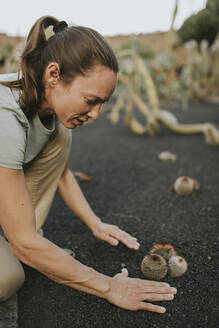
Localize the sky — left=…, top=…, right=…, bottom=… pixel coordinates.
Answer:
left=0, top=0, right=207, bottom=37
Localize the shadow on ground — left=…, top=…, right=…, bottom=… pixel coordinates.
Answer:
left=18, top=103, right=219, bottom=328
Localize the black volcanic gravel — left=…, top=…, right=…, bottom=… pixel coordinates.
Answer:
left=18, top=103, right=219, bottom=328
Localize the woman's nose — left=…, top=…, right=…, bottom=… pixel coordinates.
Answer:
left=88, top=104, right=102, bottom=120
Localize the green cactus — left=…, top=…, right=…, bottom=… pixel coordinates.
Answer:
left=141, top=254, right=168, bottom=280
left=168, top=256, right=188, bottom=277
left=150, top=243, right=177, bottom=260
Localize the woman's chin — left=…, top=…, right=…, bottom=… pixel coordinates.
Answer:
left=61, top=121, right=77, bottom=129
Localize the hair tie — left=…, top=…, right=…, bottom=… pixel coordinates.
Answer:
left=53, top=21, right=68, bottom=33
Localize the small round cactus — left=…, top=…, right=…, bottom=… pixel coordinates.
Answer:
left=174, top=176, right=199, bottom=196
left=168, top=256, right=188, bottom=277
left=141, top=254, right=168, bottom=280
left=150, top=243, right=177, bottom=260
left=158, top=151, right=177, bottom=162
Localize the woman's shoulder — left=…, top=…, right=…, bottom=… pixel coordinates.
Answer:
left=0, top=72, right=20, bottom=100
left=0, top=73, right=18, bottom=104
left=0, top=73, right=29, bottom=128
left=0, top=72, right=19, bottom=81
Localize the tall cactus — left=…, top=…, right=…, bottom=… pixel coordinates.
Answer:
left=110, top=45, right=219, bottom=146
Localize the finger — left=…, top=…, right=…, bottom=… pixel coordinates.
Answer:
left=109, top=226, right=135, bottom=241
left=141, top=293, right=174, bottom=302
left=139, top=302, right=166, bottom=314
left=111, top=230, right=140, bottom=250
left=142, top=280, right=171, bottom=288
left=144, top=286, right=177, bottom=294
left=121, top=268, right=129, bottom=277
left=103, top=235, right=119, bottom=246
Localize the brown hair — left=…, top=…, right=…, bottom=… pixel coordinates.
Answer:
left=0, top=15, right=119, bottom=118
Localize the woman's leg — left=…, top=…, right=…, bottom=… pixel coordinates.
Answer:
left=0, top=236, right=25, bottom=302
left=23, top=123, right=72, bottom=232
left=0, top=123, right=72, bottom=301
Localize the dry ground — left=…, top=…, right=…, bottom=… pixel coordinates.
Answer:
left=18, top=102, right=219, bottom=328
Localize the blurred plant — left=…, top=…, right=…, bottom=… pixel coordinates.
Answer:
left=111, top=36, right=155, bottom=60
left=165, top=0, right=179, bottom=52
left=4, top=38, right=26, bottom=73
left=0, top=43, right=14, bottom=66
left=180, top=38, right=219, bottom=105
left=108, top=47, right=219, bottom=145
left=150, top=52, right=182, bottom=101
left=178, top=0, right=219, bottom=45
left=178, top=9, right=219, bottom=44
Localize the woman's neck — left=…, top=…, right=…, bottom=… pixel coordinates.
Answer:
left=38, top=99, right=54, bottom=118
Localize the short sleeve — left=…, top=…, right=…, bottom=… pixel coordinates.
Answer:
left=0, top=109, right=26, bottom=170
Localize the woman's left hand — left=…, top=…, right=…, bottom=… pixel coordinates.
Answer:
left=91, top=220, right=140, bottom=250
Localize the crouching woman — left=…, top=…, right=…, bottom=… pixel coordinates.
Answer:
left=0, top=16, right=177, bottom=312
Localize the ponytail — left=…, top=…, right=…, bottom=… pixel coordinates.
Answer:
left=20, top=16, right=59, bottom=117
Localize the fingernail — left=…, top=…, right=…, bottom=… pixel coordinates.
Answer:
left=160, top=307, right=166, bottom=313
left=168, top=294, right=174, bottom=299
left=171, top=288, right=177, bottom=293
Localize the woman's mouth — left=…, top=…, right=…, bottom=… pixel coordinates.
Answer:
left=70, top=117, right=88, bottom=128
left=76, top=118, right=89, bottom=126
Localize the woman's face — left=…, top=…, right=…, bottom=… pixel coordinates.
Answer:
left=42, top=64, right=117, bottom=129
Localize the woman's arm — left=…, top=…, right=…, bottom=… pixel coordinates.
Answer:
left=0, top=167, right=111, bottom=297
left=0, top=167, right=177, bottom=313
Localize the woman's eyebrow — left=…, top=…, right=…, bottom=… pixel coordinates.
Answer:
left=86, top=94, right=110, bottom=103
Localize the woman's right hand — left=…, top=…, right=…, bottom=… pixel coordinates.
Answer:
left=104, top=268, right=177, bottom=313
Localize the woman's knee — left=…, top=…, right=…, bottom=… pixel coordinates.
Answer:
left=0, top=265, right=25, bottom=302
left=0, top=237, right=25, bottom=302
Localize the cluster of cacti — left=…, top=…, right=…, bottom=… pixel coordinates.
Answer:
left=4, top=38, right=26, bottom=73
left=141, top=243, right=188, bottom=280
left=114, top=43, right=182, bottom=104
left=107, top=42, right=219, bottom=146
left=150, top=53, right=182, bottom=101
left=180, top=38, right=219, bottom=105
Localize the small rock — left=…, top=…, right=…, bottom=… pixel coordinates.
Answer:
left=158, top=151, right=177, bottom=162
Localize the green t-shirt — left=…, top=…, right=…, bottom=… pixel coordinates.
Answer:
left=0, top=73, right=59, bottom=170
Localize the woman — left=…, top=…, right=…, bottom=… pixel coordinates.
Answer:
left=0, top=16, right=177, bottom=313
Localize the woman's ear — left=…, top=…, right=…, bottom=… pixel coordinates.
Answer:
left=43, top=62, right=60, bottom=87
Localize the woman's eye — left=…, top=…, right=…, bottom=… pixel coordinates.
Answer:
left=86, top=99, right=98, bottom=105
